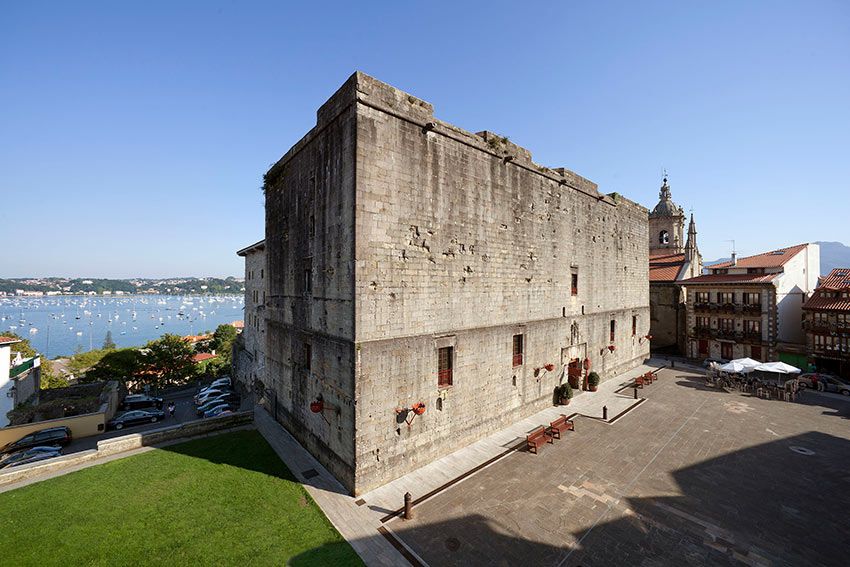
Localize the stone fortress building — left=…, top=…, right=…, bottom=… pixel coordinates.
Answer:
left=253, top=72, right=651, bottom=495
left=648, top=176, right=702, bottom=353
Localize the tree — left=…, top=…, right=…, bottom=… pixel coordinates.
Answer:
left=84, top=348, right=145, bottom=385
left=68, top=349, right=110, bottom=376
left=143, top=334, right=197, bottom=390
left=211, top=324, right=238, bottom=369
left=103, top=330, right=116, bottom=350
left=3, top=333, right=37, bottom=359
left=41, top=368, right=68, bottom=390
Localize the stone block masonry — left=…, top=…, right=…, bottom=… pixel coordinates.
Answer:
left=262, top=71, right=650, bottom=495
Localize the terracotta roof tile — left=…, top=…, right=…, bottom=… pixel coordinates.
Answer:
left=192, top=353, right=217, bottom=363
left=680, top=273, right=778, bottom=285
left=0, top=336, right=21, bottom=345
left=711, top=244, right=809, bottom=269
left=803, top=268, right=850, bottom=311
left=649, top=252, right=686, bottom=282
left=818, top=268, right=850, bottom=290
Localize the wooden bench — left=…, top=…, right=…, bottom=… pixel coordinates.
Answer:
left=548, top=415, right=575, bottom=439
left=634, top=376, right=645, bottom=388
left=526, top=425, right=553, bottom=454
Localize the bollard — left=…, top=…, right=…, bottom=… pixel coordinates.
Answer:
left=603, top=405, right=608, bottom=420
left=634, top=386, right=638, bottom=399
left=403, top=492, right=413, bottom=520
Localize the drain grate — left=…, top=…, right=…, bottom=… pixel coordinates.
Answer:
left=301, top=468, right=319, bottom=479
left=789, top=446, right=815, bottom=456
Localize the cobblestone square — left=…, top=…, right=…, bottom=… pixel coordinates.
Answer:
left=388, top=367, right=850, bottom=566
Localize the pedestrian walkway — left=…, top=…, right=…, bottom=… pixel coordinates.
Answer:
left=253, top=409, right=410, bottom=566
left=359, top=361, right=663, bottom=519
left=255, top=360, right=669, bottom=566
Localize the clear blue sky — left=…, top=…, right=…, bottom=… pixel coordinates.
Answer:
left=2, top=1, right=848, bottom=278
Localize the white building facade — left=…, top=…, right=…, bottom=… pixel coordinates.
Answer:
left=234, top=240, right=268, bottom=393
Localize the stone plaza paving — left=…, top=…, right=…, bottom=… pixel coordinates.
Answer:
left=386, top=367, right=850, bottom=566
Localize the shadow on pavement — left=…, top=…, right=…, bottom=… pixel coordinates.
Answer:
left=382, top=431, right=850, bottom=567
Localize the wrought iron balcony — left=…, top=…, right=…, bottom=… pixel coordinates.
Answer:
left=741, top=331, right=763, bottom=344
left=715, top=329, right=740, bottom=341
left=742, top=304, right=762, bottom=315
left=693, top=327, right=714, bottom=339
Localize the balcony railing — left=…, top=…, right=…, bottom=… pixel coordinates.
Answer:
left=694, top=327, right=714, bottom=339
left=741, top=331, right=763, bottom=344
left=812, top=345, right=850, bottom=357
left=742, top=304, right=762, bottom=315
left=694, top=302, right=762, bottom=315
left=715, top=329, right=740, bottom=340
left=717, top=303, right=738, bottom=315
left=512, top=353, right=523, bottom=367
left=805, top=320, right=850, bottom=334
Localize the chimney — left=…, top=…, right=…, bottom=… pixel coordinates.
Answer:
left=731, top=252, right=737, bottom=266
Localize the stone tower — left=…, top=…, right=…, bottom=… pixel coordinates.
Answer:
left=649, top=176, right=685, bottom=252
left=682, top=213, right=703, bottom=278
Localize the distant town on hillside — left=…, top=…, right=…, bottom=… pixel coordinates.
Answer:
left=0, top=277, right=243, bottom=296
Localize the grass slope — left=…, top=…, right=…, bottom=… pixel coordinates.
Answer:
left=0, top=430, right=363, bottom=566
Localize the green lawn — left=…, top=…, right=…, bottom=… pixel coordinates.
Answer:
left=0, top=430, right=363, bottom=566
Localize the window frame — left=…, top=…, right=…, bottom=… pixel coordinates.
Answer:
left=437, top=346, right=454, bottom=387
left=512, top=334, right=524, bottom=367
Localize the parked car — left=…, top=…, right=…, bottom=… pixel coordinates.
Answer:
left=203, top=403, right=235, bottom=418
left=819, top=376, right=850, bottom=396
left=798, top=373, right=839, bottom=389
left=194, top=388, right=231, bottom=405
left=107, top=409, right=166, bottom=430
left=196, top=394, right=240, bottom=416
left=199, top=377, right=231, bottom=393
left=120, top=394, right=164, bottom=411
left=0, top=446, right=63, bottom=470
left=1, top=426, right=72, bottom=455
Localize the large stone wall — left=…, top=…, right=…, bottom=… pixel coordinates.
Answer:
left=263, top=83, right=359, bottom=491
left=351, top=73, right=649, bottom=493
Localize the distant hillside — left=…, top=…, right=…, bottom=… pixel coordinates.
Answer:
left=816, top=241, right=850, bottom=275
left=0, top=277, right=244, bottom=295
left=704, top=241, right=849, bottom=276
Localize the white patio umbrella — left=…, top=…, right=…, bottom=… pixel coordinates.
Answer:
left=754, top=361, right=801, bottom=374
left=720, top=358, right=762, bottom=374
left=731, top=357, right=762, bottom=368
left=754, top=361, right=801, bottom=385
left=719, top=361, right=755, bottom=374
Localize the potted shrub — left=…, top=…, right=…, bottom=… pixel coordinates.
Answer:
left=588, top=371, right=600, bottom=392
left=556, top=383, right=573, bottom=405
